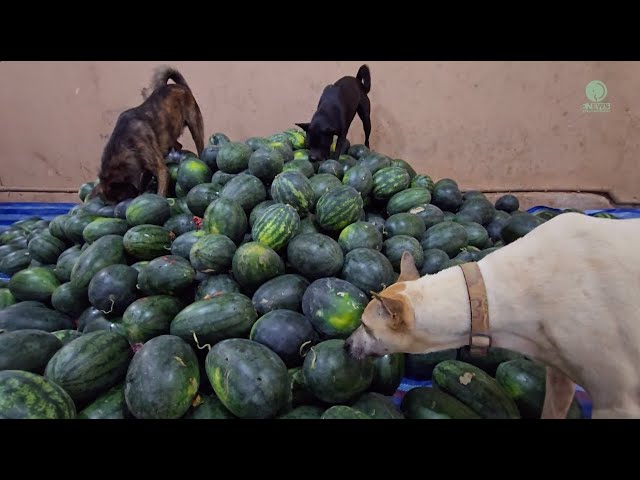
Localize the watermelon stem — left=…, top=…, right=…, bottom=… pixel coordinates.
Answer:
left=100, top=296, right=115, bottom=315
left=191, top=331, right=211, bottom=352
left=299, top=340, right=313, bottom=357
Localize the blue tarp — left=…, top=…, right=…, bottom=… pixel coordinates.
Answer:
left=527, top=205, right=640, bottom=219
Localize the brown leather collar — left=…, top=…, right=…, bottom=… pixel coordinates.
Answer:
left=459, top=262, right=491, bottom=356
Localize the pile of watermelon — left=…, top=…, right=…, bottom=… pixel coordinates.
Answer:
left=0, top=129, right=600, bottom=419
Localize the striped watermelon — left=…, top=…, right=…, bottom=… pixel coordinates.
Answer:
left=44, top=330, right=133, bottom=404
left=315, top=185, right=364, bottom=231
left=270, top=171, right=315, bottom=216
left=122, top=225, right=173, bottom=261
left=0, top=370, right=77, bottom=419
left=251, top=203, right=300, bottom=251
left=371, top=167, right=411, bottom=200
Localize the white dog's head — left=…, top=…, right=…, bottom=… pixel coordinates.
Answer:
left=344, top=252, right=422, bottom=359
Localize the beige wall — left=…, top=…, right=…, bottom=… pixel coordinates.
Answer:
left=0, top=61, right=638, bottom=208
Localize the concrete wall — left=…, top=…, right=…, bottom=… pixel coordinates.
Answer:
left=0, top=61, right=638, bottom=208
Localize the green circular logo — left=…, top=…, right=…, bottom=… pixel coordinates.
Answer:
left=585, top=80, right=608, bottom=102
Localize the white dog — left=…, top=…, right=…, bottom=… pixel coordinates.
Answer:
left=345, top=213, right=640, bottom=419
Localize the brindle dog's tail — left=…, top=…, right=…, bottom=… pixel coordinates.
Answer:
left=141, top=66, right=192, bottom=99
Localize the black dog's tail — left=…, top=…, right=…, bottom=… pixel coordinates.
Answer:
left=356, top=64, right=371, bottom=94
left=141, top=66, right=192, bottom=99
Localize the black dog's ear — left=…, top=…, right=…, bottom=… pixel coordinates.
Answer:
left=295, top=123, right=310, bottom=132
left=323, top=126, right=338, bottom=136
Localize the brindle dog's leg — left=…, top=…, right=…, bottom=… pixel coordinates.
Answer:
left=141, top=145, right=170, bottom=197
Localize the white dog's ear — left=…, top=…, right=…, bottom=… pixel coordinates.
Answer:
left=397, top=251, right=420, bottom=283
left=370, top=291, right=413, bottom=330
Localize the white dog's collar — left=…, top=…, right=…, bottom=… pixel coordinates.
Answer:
left=459, top=262, right=491, bottom=357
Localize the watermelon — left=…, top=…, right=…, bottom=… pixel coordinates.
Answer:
left=232, top=242, right=285, bottom=291
left=138, top=255, right=195, bottom=296
left=123, top=225, right=173, bottom=261
left=27, top=232, right=66, bottom=264
left=216, top=142, right=253, bottom=173
left=431, top=182, right=463, bottom=212
left=78, top=383, right=130, bottom=419
left=495, top=194, right=520, bottom=213
left=209, top=132, right=231, bottom=146
left=87, top=264, right=139, bottom=315
left=0, top=370, right=76, bottom=419
left=384, top=213, right=426, bottom=239
left=249, top=200, right=277, bottom=228
left=315, top=185, right=363, bottom=232
left=401, top=386, right=481, bottom=419
left=202, top=198, right=248, bottom=245
left=177, top=158, right=212, bottom=193
left=338, top=154, right=358, bottom=172
left=125, top=193, right=171, bottom=226
left=420, top=222, right=468, bottom=257
left=383, top=235, right=425, bottom=270
left=0, top=249, right=32, bottom=276
left=220, top=174, right=267, bottom=212
left=246, top=137, right=271, bottom=151
left=82, top=218, right=129, bottom=244
left=432, top=360, right=520, bottom=419
left=0, top=302, right=74, bottom=332
left=357, top=152, right=391, bottom=174
left=278, top=405, right=324, bottom=419
left=184, top=393, right=235, bottom=419
left=341, top=247, right=395, bottom=294
left=171, top=230, right=206, bottom=259
left=65, top=214, right=100, bottom=244
left=411, top=174, right=435, bottom=192
left=163, top=214, right=197, bottom=237
left=302, top=277, right=368, bottom=338
left=390, top=158, right=417, bottom=178
left=251, top=203, right=300, bottom=252
left=342, top=165, right=373, bottom=197
left=45, top=330, right=133, bottom=404
left=409, top=204, right=444, bottom=228
left=195, top=274, right=241, bottom=301
left=371, top=166, right=411, bottom=200
left=52, top=329, right=83, bottom=345
left=249, top=309, right=319, bottom=367
left=387, top=188, right=432, bottom=216
left=420, top=249, right=450, bottom=275
left=283, top=159, right=315, bottom=178
left=268, top=141, right=294, bottom=162
left=0, top=329, right=62, bottom=373
left=121, top=295, right=183, bottom=344
left=348, top=144, right=369, bottom=159
left=189, top=234, right=237, bottom=273
left=351, top=392, right=405, bottom=419
left=200, top=145, right=220, bottom=171
left=251, top=274, right=310, bottom=315
left=317, top=159, right=344, bottom=179
left=248, top=147, right=284, bottom=182
left=125, top=335, right=200, bottom=419
left=205, top=338, right=290, bottom=419
left=338, top=221, right=383, bottom=253
left=0, top=288, right=16, bottom=309
left=270, top=171, right=315, bottom=216
left=211, top=170, right=237, bottom=186
left=185, top=183, right=222, bottom=217
left=303, top=339, right=374, bottom=403
left=287, top=233, right=344, bottom=281
left=501, top=213, right=545, bottom=244
left=309, top=174, right=343, bottom=203
left=370, top=353, right=405, bottom=395
left=51, top=282, right=90, bottom=317
left=170, top=293, right=257, bottom=347
left=69, top=235, right=126, bottom=291
left=9, top=267, right=60, bottom=302
left=54, top=246, right=82, bottom=283
left=321, top=405, right=371, bottom=419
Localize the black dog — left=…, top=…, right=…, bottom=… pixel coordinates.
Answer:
left=296, top=64, right=371, bottom=162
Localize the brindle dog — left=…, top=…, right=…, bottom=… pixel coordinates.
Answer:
left=88, top=66, right=204, bottom=203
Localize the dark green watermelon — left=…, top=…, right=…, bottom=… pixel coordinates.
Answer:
left=87, top=264, right=139, bottom=315
left=340, top=248, right=395, bottom=294
left=287, top=233, right=344, bottom=281
left=251, top=274, right=310, bottom=315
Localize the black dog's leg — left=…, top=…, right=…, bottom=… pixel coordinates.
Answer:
left=357, top=96, right=372, bottom=148
left=333, top=135, right=349, bottom=160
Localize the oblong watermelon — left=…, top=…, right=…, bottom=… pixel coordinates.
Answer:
left=0, top=370, right=77, bottom=419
